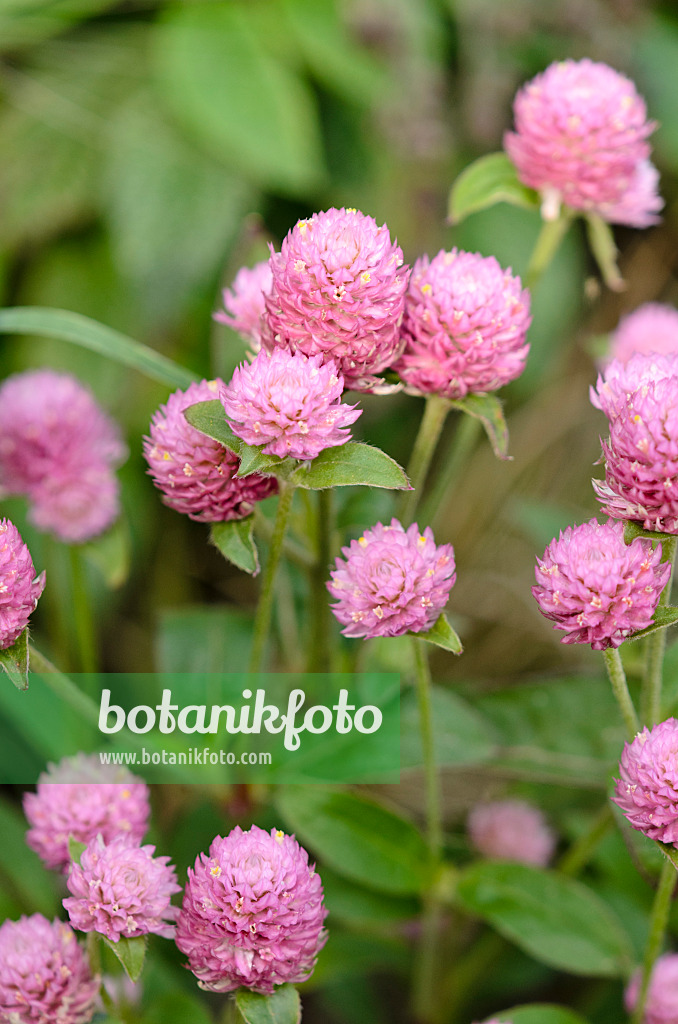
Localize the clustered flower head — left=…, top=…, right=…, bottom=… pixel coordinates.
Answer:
left=393, top=249, right=531, bottom=399
left=607, top=303, right=678, bottom=366
left=214, top=260, right=272, bottom=352
left=0, top=519, right=45, bottom=649
left=0, top=369, right=126, bottom=543
left=467, top=799, right=556, bottom=867
left=63, top=835, right=180, bottom=942
left=262, top=207, right=409, bottom=391
left=505, top=58, right=662, bottom=227
left=327, top=518, right=456, bottom=639
left=220, top=349, right=361, bottom=461
left=23, top=753, right=151, bottom=873
left=532, top=518, right=670, bottom=650
left=613, top=718, right=678, bottom=844
left=175, top=825, right=328, bottom=994
left=143, top=379, right=277, bottom=523
left=626, top=953, right=678, bottom=1024
left=0, top=914, right=99, bottom=1024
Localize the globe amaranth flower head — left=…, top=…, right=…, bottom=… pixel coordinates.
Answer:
left=327, top=518, right=456, bottom=639
left=393, top=249, right=531, bottom=400
left=144, top=379, right=277, bottom=523
left=0, top=519, right=45, bottom=650
left=626, top=952, right=678, bottom=1024
left=24, top=752, right=151, bottom=873
left=262, top=207, right=409, bottom=391
left=613, top=718, right=678, bottom=845
left=64, top=834, right=180, bottom=942
left=505, top=59, right=662, bottom=227
left=605, top=303, right=678, bottom=366
left=0, top=369, right=125, bottom=543
left=467, top=799, right=556, bottom=867
left=532, top=518, right=670, bottom=650
left=175, top=825, right=327, bottom=994
left=0, top=914, right=99, bottom=1024
left=219, top=349, right=361, bottom=461
left=214, top=260, right=273, bottom=353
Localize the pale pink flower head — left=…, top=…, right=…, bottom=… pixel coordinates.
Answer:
left=613, top=719, right=678, bottom=844
left=626, top=953, right=678, bottom=1024
left=23, top=752, right=151, bottom=873
left=144, top=379, right=277, bottom=522
left=468, top=799, right=556, bottom=867
left=606, top=304, right=678, bottom=366
left=393, top=249, right=531, bottom=399
left=175, top=825, right=328, bottom=994
left=64, top=834, right=180, bottom=942
left=327, top=518, right=456, bottom=638
left=214, top=260, right=273, bottom=352
left=262, top=207, right=409, bottom=390
left=220, top=349, right=361, bottom=461
left=0, top=519, right=45, bottom=649
left=532, top=519, right=670, bottom=650
left=0, top=914, right=99, bottom=1024
left=505, top=59, right=662, bottom=227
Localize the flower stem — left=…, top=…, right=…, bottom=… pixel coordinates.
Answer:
left=641, top=536, right=677, bottom=726
left=525, top=211, right=572, bottom=291
left=603, top=647, right=640, bottom=741
left=307, top=489, right=333, bottom=672
left=631, top=858, right=677, bottom=1024
left=69, top=545, right=98, bottom=674
left=249, top=481, right=295, bottom=672
left=558, top=804, right=614, bottom=876
left=421, top=413, right=482, bottom=529
left=401, top=394, right=451, bottom=527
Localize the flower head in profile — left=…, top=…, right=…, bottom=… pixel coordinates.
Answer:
left=327, top=519, right=456, bottom=638
left=626, top=952, right=678, bottom=1024
left=175, top=825, right=327, bottom=994
left=614, top=719, right=678, bottom=845
left=214, top=260, right=272, bottom=352
left=606, top=304, right=678, bottom=366
left=468, top=799, right=555, bottom=867
left=0, top=519, right=45, bottom=649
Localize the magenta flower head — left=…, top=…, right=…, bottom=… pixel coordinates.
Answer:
left=262, top=207, right=409, bottom=391
left=144, top=379, right=277, bottom=522
left=0, top=914, right=99, bottom=1024
left=23, top=753, right=151, bottom=873
left=607, top=304, right=678, bottom=365
left=0, top=519, right=45, bottom=649
left=532, top=519, right=670, bottom=650
left=393, top=249, right=531, bottom=399
left=327, top=519, right=456, bottom=638
left=214, top=260, right=273, bottom=352
left=175, top=825, right=328, bottom=994
left=505, top=59, right=662, bottom=227
left=64, top=834, right=180, bottom=942
left=626, top=953, right=678, bottom=1024
left=220, top=349, right=361, bottom=461
left=467, top=799, right=556, bottom=867
left=613, top=719, right=678, bottom=844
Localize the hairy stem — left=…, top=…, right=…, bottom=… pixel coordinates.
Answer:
left=69, top=545, right=98, bottom=674
left=249, top=481, right=295, bottom=672
left=630, top=858, right=676, bottom=1024
left=401, top=395, right=451, bottom=527
left=525, top=211, right=572, bottom=291
left=603, top=647, right=640, bottom=741
left=642, top=535, right=677, bottom=726
left=307, top=489, right=333, bottom=672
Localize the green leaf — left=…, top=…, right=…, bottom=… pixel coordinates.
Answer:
left=456, top=861, right=633, bottom=977
left=184, top=400, right=240, bottom=452
left=235, top=985, right=301, bottom=1024
left=489, top=1006, right=590, bottom=1024
left=585, top=213, right=625, bottom=292
left=103, top=934, right=147, bottom=983
left=412, top=614, right=462, bottom=654
left=210, top=519, right=260, bottom=576
left=0, top=796, right=60, bottom=915
left=623, top=521, right=669, bottom=544
left=400, top=686, right=495, bottom=769
left=320, top=865, right=419, bottom=927
left=0, top=0, right=119, bottom=51
left=144, top=991, right=213, bottom=1024
left=290, top=442, right=410, bottom=490
left=627, top=605, right=678, bottom=642
left=81, top=518, right=130, bottom=589
left=236, top=444, right=285, bottom=478
left=276, top=787, right=430, bottom=894
left=0, top=629, right=30, bottom=691
left=449, top=393, right=510, bottom=460
left=447, top=152, right=539, bottom=225
left=68, top=835, right=87, bottom=864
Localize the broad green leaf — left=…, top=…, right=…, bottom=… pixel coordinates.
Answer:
left=290, top=442, right=410, bottom=490
left=0, top=629, right=30, bottom=691
left=103, top=934, right=147, bottom=983
left=449, top=393, right=510, bottom=460
left=489, top=1006, right=590, bottom=1024
left=448, top=153, right=538, bottom=225
left=210, top=518, right=260, bottom=576
left=627, top=605, right=678, bottom=642
left=68, top=835, right=87, bottom=864
left=81, top=518, right=130, bottom=589
left=155, top=606, right=253, bottom=674
left=456, top=861, right=633, bottom=977
left=276, top=787, right=430, bottom=894
left=235, top=985, right=301, bottom=1024
left=307, top=929, right=409, bottom=987
left=236, top=444, right=285, bottom=478
left=0, top=797, right=60, bottom=915
left=400, top=685, right=495, bottom=769
left=0, top=0, right=118, bottom=50
left=184, top=400, right=240, bottom=451
left=320, top=865, right=419, bottom=927
left=144, top=991, right=213, bottom=1024
left=585, top=214, right=625, bottom=292
left=413, top=614, right=463, bottom=654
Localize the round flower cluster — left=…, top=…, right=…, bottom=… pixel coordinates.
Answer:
left=0, top=518, right=45, bottom=649
left=607, top=303, right=678, bottom=366
left=614, top=718, right=678, bottom=845
left=468, top=799, right=555, bottom=867
left=327, top=519, right=456, bottom=639
left=175, top=825, right=327, bottom=994
left=505, top=58, right=662, bottom=227
left=626, top=953, right=678, bottom=1024
left=214, top=260, right=272, bottom=352
left=394, top=249, right=531, bottom=400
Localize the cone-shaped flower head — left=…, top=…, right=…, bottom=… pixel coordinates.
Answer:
left=327, top=518, right=456, bottom=638
left=220, top=349, right=361, bottom=461
left=505, top=59, right=662, bottom=227
left=64, top=835, right=180, bottom=942
left=262, top=207, right=409, bottom=390
left=0, top=519, right=45, bottom=649
left=607, top=303, right=678, bottom=366
left=24, top=753, right=151, bottom=873
left=532, top=518, right=670, bottom=650
left=175, top=825, right=328, bottom=994
left=613, top=718, right=678, bottom=844
left=467, top=799, right=556, bottom=867
left=214, top=261, right=273, bottom=352
left=0, top=915, right=99, bottom=1024
left=626, top=953, right=678, bottom=1024
left=393, top=249, right=531, bottom=399
left=144, top=379, right=277, bottom=523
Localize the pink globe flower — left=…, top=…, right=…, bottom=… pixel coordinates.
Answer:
left=144, top=379, right=277, bottom=523
left=505, top=59, right=662, bottom=227
left=0, top=519, right=45, bottom=649
left=468, top=799, right=556, bottom=867
left=262, top=207, right=409, bottom=391
left=64, top=835, right=180, bottom=942
left=327, top=518, right=456, bottom=638
left=175, top=825, right=327, bottom=994
left=214, top=261, right=273, bottom=352
left=532, top=519, right=670, bottom=650
left=24, top=753, right=151, bottom=873
left=220, top=349, right=361, bottom=461
left=0, top=915, right=99, bottom=1024
left=393, top=249, right=531, bottom=399
left=613, top=719, right=678, bottom=844
left=626, top=953, right=678, bottom=1024
left=606, top=303, right=678, bottom=366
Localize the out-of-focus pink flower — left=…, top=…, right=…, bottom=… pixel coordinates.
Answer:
left=214, top=261, right=272, bottom=352
left=220, top=349, right=361, bottom=461
left=175, top=825, right=327, bottom=994
left=262, top=207, right=409, bottom=391
left=393, top=249, right=531, bottom=399
left=327, top=519, right=456, bottom=638
left=468, top=799, right=556, bottom=867
left=626, top=953, right=678, bottom=1024
left=614, top=719, right=678, bottom=844
left=505, top=59, right=662, bottom=227
left=606, top=303, right=678, bottom=366
left=0, top=519, right=44, bottom=649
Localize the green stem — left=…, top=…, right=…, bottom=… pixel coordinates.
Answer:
left=422, top=414, right=482, bottom=529
left=603, top=647, right=640, bottom=741
left=249, top=481, right=295, bottom=672
left=69, top=545, right=98, bottom=674
left=307, top=489, right=333, bottom=672
left=641, top=536, right=677, bottom=726
left=86, top=934, right=117, bottom=1016
left=631, top=858, right=677, bottom=1024
left=253, top=505, right=313, bottom=569
left=525, top=211, right=572, bottom=291
left=400, top=394, right=451, bottom=527
left=558, top=804, right=614, bottom=876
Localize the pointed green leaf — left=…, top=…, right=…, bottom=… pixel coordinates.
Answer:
left=235, top=443, right=285, bottom=478
left=448, top=152, right=539, bottom=225
left=68, top=835, right=87, bottom=865
left=210, top=518, right=260, bottom=576
left=585, top=213, right=625, bottom=292
left=623, top=520, right=670, bottom=544
left=493, top=1006, right=590, bottom=1024
left=627, top=605, right=678, bottom=642
left=290, top=442, right=410, bottom=490
left=450, top=392, right=510, bottom=460
left=235, top=984, right=301, bottom=1024
left=103, top=934, right=147, bottom=983
left=412, top=614, right=463, bottom=654
left=183, top=399, right=240, bottom=452
left=0, top=629, right=29, bottom=691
